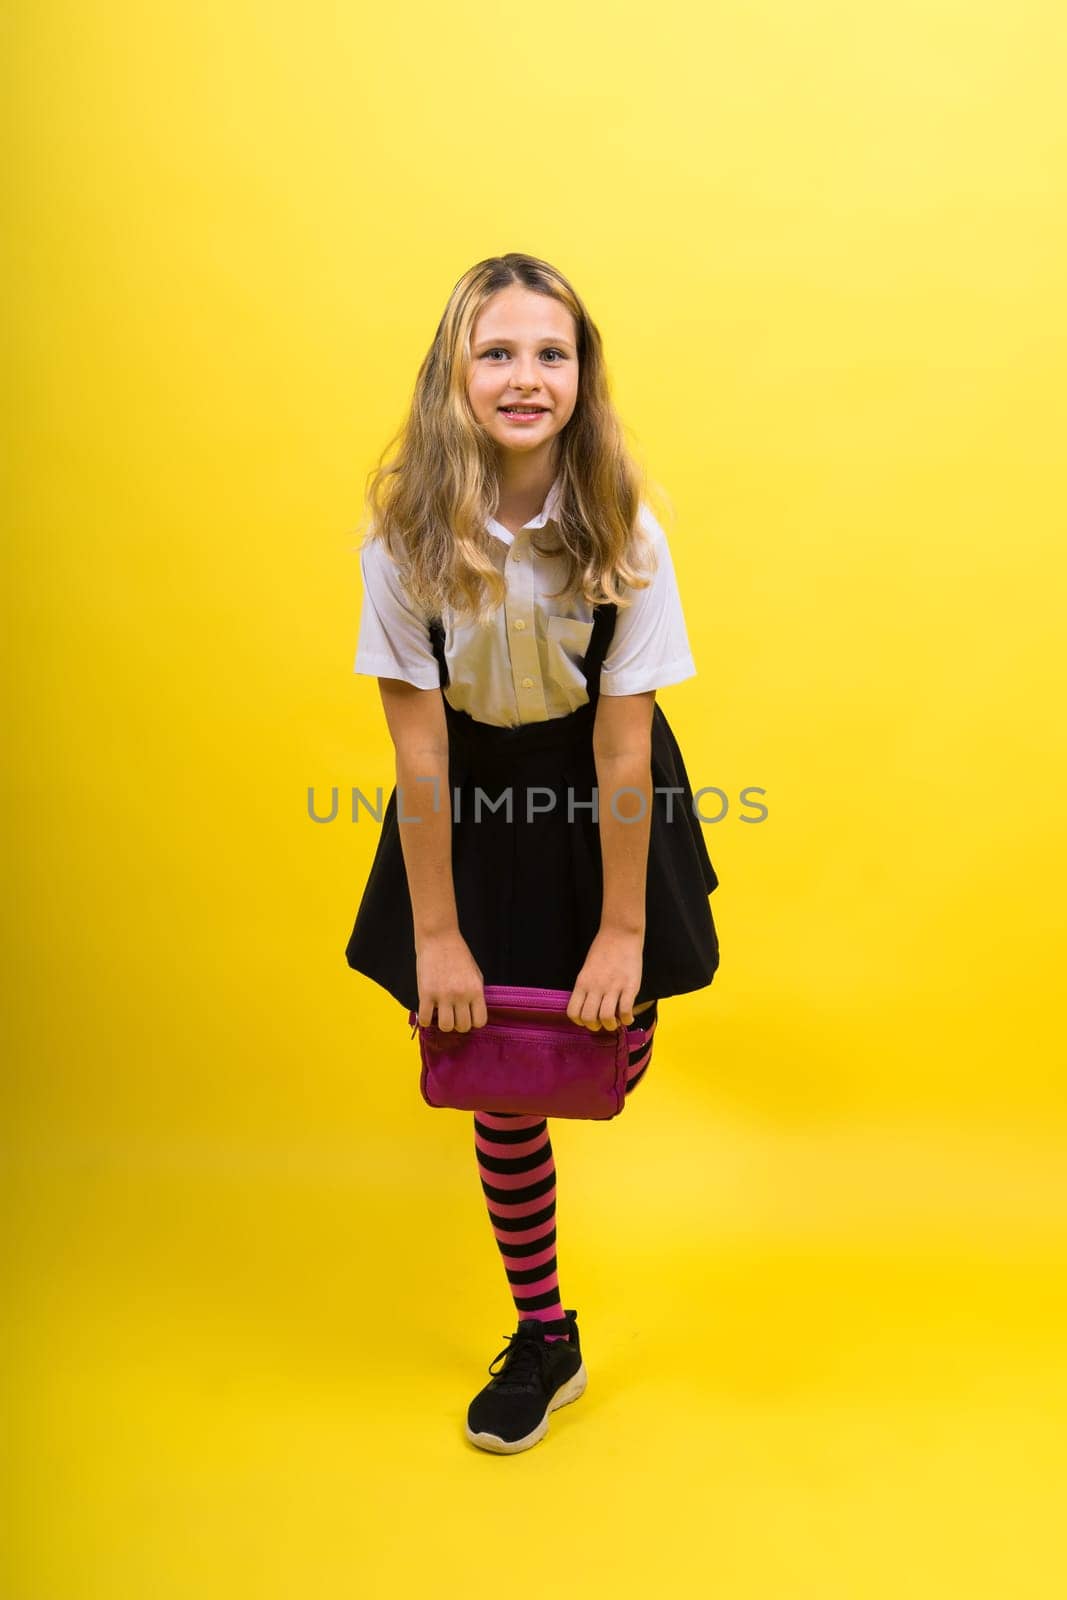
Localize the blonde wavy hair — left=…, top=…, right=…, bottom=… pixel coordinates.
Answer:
left=355, top=252, right=667, bottom=626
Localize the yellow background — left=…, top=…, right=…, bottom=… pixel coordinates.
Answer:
left=6, top=1, right=1067, bottom=1594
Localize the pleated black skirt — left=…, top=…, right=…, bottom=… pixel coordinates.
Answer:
left=344, top=603, right=720, bottom=1014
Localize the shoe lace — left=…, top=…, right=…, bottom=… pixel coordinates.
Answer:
left=486, top=1327, right=556, bottom=1392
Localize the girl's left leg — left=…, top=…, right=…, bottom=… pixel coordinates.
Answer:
left=472, top=1000, right=659, bottom=1340
left=622, top=999, right=658, bottom=1094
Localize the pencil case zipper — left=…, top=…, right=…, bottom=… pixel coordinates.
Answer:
left=418, top=1020, right=621, bottom=1047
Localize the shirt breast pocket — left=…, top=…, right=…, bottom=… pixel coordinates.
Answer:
left=545, top=615, right=595, bottom=695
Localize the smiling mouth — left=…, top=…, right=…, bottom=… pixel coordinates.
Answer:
left=498, top=406, right=548, bottom=416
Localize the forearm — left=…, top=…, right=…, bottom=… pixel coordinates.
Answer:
left=394, top=745, right=459, bottom=939
left=594, top=747, right=652, bottom=934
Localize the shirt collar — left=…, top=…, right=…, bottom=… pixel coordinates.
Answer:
left=485, top=474, right=562, bottom=547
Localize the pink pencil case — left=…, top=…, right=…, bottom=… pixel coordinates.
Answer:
left=407, top=984, right=634, bottom=1121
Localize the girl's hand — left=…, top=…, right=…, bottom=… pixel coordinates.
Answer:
left=568, top=928, right=644, bottom=1031
left=416, top=931, right=487, bottom=1032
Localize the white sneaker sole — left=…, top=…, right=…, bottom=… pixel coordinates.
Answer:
left=465, top=1360, right=588, bottom=1454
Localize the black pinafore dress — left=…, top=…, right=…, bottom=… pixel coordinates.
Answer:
left=344, top=603, right=720, bottom=1014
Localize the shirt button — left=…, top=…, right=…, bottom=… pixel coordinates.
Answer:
left=521, top=676, right=534, bottom=689
left=513, top=618, right=526, bottom=631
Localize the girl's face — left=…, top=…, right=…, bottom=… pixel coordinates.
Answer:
left=466, top=284, right=580, bottom=461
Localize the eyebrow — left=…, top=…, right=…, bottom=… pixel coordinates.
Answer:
left=473, top=335, right=575, bottom=351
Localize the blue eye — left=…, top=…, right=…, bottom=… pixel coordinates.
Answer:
left=483, top=348, right=566, bottom=362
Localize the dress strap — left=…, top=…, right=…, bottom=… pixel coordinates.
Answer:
left=581, top=602, right=618, bottom=700
left=427, top=614, right=449, bottom=688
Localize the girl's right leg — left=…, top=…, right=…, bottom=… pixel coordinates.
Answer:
left=472, top=1000, right=659, bottom=1338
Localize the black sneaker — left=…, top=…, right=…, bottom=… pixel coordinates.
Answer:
left=465, top=1309, right=587, bottom=1454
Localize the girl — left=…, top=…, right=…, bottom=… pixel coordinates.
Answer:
left=344, top=252, right=720, bottom=1454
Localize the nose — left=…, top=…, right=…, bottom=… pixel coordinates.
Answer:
left=508, top=355, right=543, bottom=392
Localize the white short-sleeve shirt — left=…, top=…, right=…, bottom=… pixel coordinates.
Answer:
left=353, top=476, right=697, bottom=728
